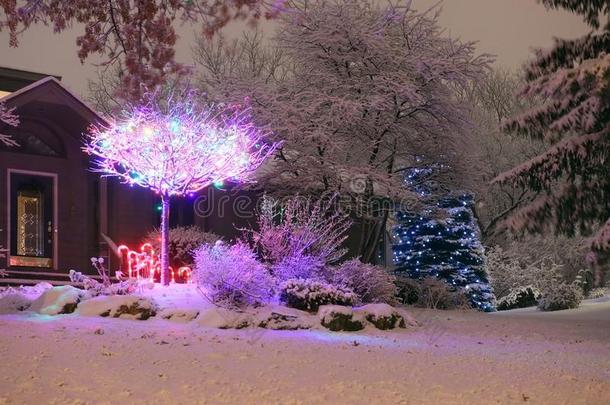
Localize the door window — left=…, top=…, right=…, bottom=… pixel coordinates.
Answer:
left=9, top=172, right=54, bottom=268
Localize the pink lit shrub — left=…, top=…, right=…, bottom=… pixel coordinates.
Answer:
left=194, top=241, right=274, bottom=307
left=246, top=195, right=351, bottom=274
left=273, top=253, right=326, bottom=283
left=192, top=195, right=404, bottom=309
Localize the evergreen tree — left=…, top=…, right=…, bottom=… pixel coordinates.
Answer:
left=496, top=0, right=610, bottom=252
left=392, top=169, right=495, bottom=311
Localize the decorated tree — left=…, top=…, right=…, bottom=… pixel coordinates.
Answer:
left=392, top=194, right=495, bottom=311
left=0, top=101, right=19, bottom=147
left=83, top=91, right=277, bottom=285
left=496, top=1, right=610, bottom=257
left=0, top=0, right=284, bottom=102
left=196, top=0, right=491, bottom=262
left=392, top=165, right=495, bottom=311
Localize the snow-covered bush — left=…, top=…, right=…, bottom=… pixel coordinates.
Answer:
left=194, top=241, right=274, bottom=307
left=574, top=268, right=596, bottom=296
left=394, top=275, right=421, bottom=305
left=331, top=259, right=397, bottom=305
left=587, top=287, right=608, bottom=299
left=245, top=195, right=351, bottom=272
left=538, top=283, right=583, bottom=312
left=273, top=253, right=325, bottom=283
left=506, top=235, right=588, bottom=282
left=393, top=276, right=469, bottom=309
left=279, top=279, right=356, bottom=312
left=485, top=245, right=563, bottom=299
left=496, top=286, right=541, bottom=311
left=145, top=225, right=220, bottom=267
left=69, top=269, right=137, bottom=296
left=415, top=277, right=471, bottom=310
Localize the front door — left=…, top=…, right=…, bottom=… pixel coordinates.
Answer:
left=8, top=171, right=56, bottom=268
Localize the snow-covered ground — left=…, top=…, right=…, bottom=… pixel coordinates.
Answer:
left=0, top=285, right=609, bottom=404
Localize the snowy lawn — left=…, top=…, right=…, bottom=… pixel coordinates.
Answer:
left=0, top=287, right=609, bottom=404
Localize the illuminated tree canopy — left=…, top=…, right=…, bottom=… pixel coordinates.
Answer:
left=84, top=91, right=278, bottom=285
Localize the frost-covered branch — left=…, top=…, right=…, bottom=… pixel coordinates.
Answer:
left=1, top=0, right=285, bottom=103
left=0, top=101, right=19, bottom=147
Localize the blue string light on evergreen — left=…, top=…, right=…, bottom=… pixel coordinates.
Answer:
left=392, top=168, right=496, bottom=311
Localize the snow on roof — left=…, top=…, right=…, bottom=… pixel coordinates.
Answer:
left=0, top=76, right=106, bottom=125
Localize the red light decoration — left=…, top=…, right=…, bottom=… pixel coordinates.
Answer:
left=116, top=243, right=192, bottom=284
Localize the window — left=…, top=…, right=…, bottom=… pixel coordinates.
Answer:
left=16, top=188, right=44, bottom=256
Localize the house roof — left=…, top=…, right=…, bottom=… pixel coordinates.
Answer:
left=0, top=66, right=62, bottom=92
left=0, top=76, right=107, bottom=127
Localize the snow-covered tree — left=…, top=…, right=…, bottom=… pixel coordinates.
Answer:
left=0, top=0, right=284, bottom=102
left=197, top=0, right=491, bottom=262
left=538, top=0, right=609, bottom=28
left=496, top=1, right=610, bottom=254
left=83, top=90, right=278, bottom=285
left=455, top=69, right=545, bottom=244
left=0, top=101, right=19, bottom=147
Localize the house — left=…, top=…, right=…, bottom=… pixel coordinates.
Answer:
left=0, top=69, right=256, bottom=285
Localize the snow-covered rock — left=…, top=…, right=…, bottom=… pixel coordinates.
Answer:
left=318, top=305, right=365, bottom=331
left=354, top=303, right=409, bottom=330
left=0, top=290, right=33, bottom=313
left=29, top=285, right=84, bottom=315
left=139, top=283, right=204, bottom=310
left=158, top=308, right=200, bottom=322
left=196, top=306, right=251, bottom=329
left=31, top=282, right=54, bottom=292
left=0, top=283, right=53, bottom=313
left=254, top=306, right=315, bottom=330
left=76, top=295, right=157, bottom=320
left=196, top=305, right=315, bottom=330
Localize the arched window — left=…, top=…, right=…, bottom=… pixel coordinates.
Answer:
left=0, top=119, right=65, bottom=157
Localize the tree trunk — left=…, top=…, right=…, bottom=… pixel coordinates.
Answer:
left=160, top=193, right=171, bottom=286
left=365, top=210, right=389, bottom=264
left=358, top=210, right=390, bottom=264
